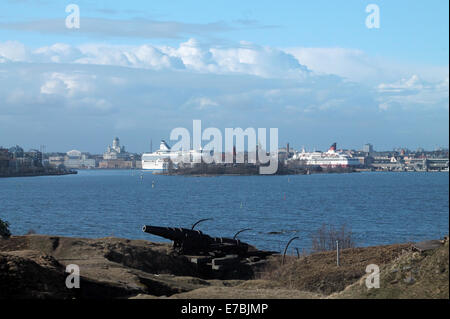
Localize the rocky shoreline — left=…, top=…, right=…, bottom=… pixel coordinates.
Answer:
left=0, top=235, right=448, bottom=299
left=0, top=169, right=77, bottom=178
left=158, top=166, right=356, bottom=176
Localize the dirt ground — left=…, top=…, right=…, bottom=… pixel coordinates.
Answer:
left=1, top=235, right=448, bottom=299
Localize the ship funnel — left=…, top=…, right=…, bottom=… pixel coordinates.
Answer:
left=160, top=140, right=171, bottom=151
left=329, top=143, right=337, bottom=152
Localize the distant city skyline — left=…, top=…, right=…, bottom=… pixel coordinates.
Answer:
left=0, top=1, right=448, bottom=153
left=1, top=137, right=448, bottom=155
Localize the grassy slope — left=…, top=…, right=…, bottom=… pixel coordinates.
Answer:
left=331, top=239, right=449, bottom=299
left=257, top=243, right=412, bottom=295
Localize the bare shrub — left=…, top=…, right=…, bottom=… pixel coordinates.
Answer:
left=0, top=218, right=11, bottom=238
left=311, top=223, right=355, bottom=253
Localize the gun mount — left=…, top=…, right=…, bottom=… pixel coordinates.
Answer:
left=142, top=225, right=250, bottom=256
left=142, top=224, right=278, bottom=279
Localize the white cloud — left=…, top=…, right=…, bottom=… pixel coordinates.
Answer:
left=378, top=75, right=424, bottom=93
left=0, top=39, right=309, bottom=78
left=209, top=41, right=308, bottom=78
left=33, top=43, right=83, bottom=63
left=285, top=47, right=449, bottom=84
left=377, top=75, right=449, bottom=111
left=40, top=72, right=95, bottom=97
left=0, top=40, right=29, bottom=62
left=2, top=40, right=446, bottom=87
left=0, top=40, right=447, bottom=151
left=134, top=45, right=185, bottom=70
left=285, top=47, right=377, bottom=82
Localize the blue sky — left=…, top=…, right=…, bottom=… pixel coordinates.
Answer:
left=0, top=0, right=448, bottom=152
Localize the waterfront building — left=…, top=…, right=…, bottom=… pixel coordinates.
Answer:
left=0, top=148, right=9, bottom=169
left=98, top=159, right=134, bottom=169
left=99, top=137, right=141, bottom=169
left=353, top=156, right=371, bottom=166
left=9, top=157, right=33, bottom=169
left=25, top=149, right=43, bottom=167
left=278, top=143, right=295, bottom=163
left=103, top=137, right=129, bottom=160
left=48, top=156, right=65, bottom=168
left=98, top=153, right=141, bottom=169
left=8, top=145, right=24, bottom=159
left=63, top=150, right=96, bottom=169
left=363, top=143, right=374, bottom=154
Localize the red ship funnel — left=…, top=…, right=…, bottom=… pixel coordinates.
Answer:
left=329, top=143, right=337, bottom=151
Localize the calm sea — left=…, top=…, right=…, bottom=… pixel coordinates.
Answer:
left=1, top=170, right=448, bottom=253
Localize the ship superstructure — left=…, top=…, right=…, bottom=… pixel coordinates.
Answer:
left=141, top=140, right=176, bottom=170
left=141, top=140, right=212, bottom=171
left=292, top=143, right=360, bottom=167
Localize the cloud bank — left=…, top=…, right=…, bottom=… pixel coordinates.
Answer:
left=0, top=39, right=448, bottom=152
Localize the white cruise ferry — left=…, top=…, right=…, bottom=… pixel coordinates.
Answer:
left=141, top=140, right=178, bottom=171
left=292, top=143, right=360, bottom=167
left=141, top=140, right=213, bottom=171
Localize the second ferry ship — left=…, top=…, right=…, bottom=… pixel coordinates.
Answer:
left=292, top=143, right=360, bottom=167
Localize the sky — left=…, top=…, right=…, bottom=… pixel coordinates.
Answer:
left=0, top=0, right=448, bottom=153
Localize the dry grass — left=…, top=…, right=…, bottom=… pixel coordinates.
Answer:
left=331, top=239, right=449, bottom=299
left=164, top=280, right=323, bottom=299
left=257, top=243, right=412, bottom=295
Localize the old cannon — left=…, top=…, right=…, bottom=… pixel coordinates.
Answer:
left=142, top=225, right=250, bottom=256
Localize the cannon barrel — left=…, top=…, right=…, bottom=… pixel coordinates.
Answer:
left=142, top=225, right=250, bottom=255
left=142, top=225, right=206, bottom=241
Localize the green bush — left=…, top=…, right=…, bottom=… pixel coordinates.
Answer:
left=0, top=218, right=11, bottom=238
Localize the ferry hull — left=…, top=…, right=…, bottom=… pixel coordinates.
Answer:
left=141, top=163, right=168, bottom=171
